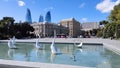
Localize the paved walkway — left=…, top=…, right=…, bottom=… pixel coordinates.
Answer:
left=0, top=64, right=33, bottom=68
left=0, top=38, right=120, bottom=68
left=0, top=59, right=93, bottom=68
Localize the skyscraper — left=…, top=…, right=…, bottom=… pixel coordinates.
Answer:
left=39, top=15, right=44, bottom=22
left=45, top=11, right=51, bottom=23
left=26, top=8, right=32, bottom=24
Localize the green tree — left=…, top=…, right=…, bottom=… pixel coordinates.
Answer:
left=96, top=29, right=103, bottom=37
left=0, top=17, right=15, bottom=39
left=21, top=22, right=34, bottom=37
left=98, top=20, right=109, bottom=38
left=104, top=23, right=116, bottom=38
left=108, top=3, right=120, bottom=22
left=14, top=22, right=34, bottom=39
left=0, top=17, right=34, bottom=39
left=107, top=3, right=120, bottom=38
left=99, top=20, right=109, bottom=25
left=115, top=23, right=120, bottom=38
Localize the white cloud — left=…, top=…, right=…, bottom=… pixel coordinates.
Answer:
left=81, top=18, right=87, bottom=22
left=115, top=0, right=120, bottom=5
left=79, top=3, right=85, bottom=8
left=96, top=0, right=120, bottom=13
left=18, top=0, right=25, bottom=7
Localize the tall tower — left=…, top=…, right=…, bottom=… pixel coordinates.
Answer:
left=26, top=8, right=32, bottom=24
left=45, top=11, right=51, bottom=23
left=39, top=15, right=44, bottom=22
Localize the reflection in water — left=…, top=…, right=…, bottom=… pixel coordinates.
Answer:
left=78, top=49, right=83, bottom=53
left=8, top=49, right=15, bottom=58
left=50, top=54, right=56, bottom=63
left=70, top=54, right=76, bottom=62
left=35, top=49, right=43, bottom=58
left=71, top=44, right=76, bottom=62
left=70, top=48, right=82, bottom=62
left=35, top=44, right=46, bottom=58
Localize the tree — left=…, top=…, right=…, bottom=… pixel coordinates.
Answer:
left=96, top=29, right=103, bottom=37
left=107, top=3, right=120, bottom=38
left=115, top=23, right=120, bottom=38
left=14, top=22, right=34, bottom=39
left=0, top=17, right=34, bottom=39
left=108, top=3, right=120, bottom=23
left=99, top=20, right=109, bottom=25
left=0, top=17, right=15, bottom=39
left=103, top=23, right=116, bottom=38
left=21, top=22, right=34, bottom=37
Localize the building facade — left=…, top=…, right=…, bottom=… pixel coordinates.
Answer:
left=26, top=8, right=32, bottom=24
left=81, top=22, right=99, bottom=31
left=31, top=22, right=68, bottom=37
left=60, top=18, right=81, bottom=37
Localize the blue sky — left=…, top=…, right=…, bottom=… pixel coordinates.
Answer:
left=0, top=0, right=120, bottom=23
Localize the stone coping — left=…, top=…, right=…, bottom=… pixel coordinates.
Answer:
left=0, top=59, right=94, bottom=68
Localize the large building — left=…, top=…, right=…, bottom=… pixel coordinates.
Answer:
left=25, top=9, right=52, bottom=24
left=45, top=11, right=51, bottom=23
left=81, top=22, right=99, bottom=31
left=39, top=15, right=44, bottom=22
left=26, top=8, right=32, bottom=24
left=60, top=18, right=81, bottom=38
left=31, top=22, right=68, bottom=37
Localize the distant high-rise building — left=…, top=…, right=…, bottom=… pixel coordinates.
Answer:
left=39, top=15, right=44, bottom=22
left=26, top=8, right=32, bottom=24
left=45, top=11, right=51, bottom=23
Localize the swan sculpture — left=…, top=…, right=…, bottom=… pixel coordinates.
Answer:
left=50, top=30, right=61, bottom=55
left=50, top=38, right=58, bottom=54
left=35, top=34, right=43, bottom=49
left=8, top=39, right=17, bottom=49
left=12, top=36, right=16, bottom=45
left=74, top=40, right=83, bottom=48
left=36, top=39, right=43, bottom=49
left=77, top=42, right=83, bottom=48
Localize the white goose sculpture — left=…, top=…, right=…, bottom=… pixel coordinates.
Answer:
left=74, top=40, right=83, bottom=48
left=35, top=35, right=43, bottom=49
left=50, top=30, right=60, bottom=55
left=77, top=42, right=83, bottom=48
left=12, top=36, right=16, bottom=45
left=50, top=38, right=58, bottom=54
left=8, top=39, right=17, bottom=49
